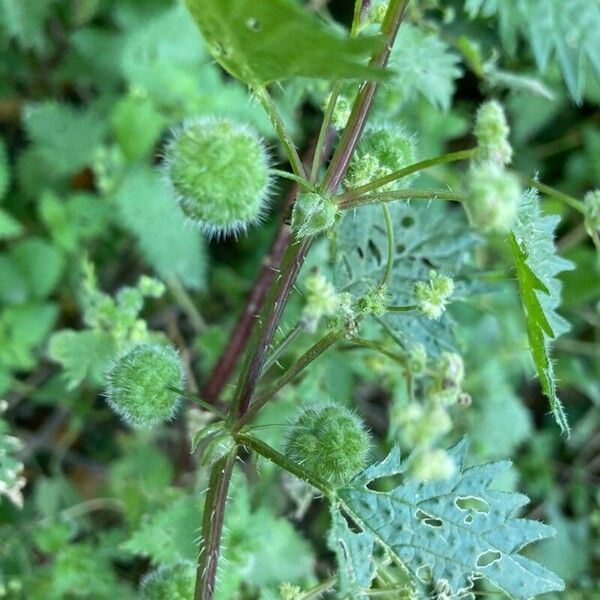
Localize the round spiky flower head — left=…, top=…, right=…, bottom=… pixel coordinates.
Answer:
left=465, top=161, right=520, bottom=233
left=164, top=117, right=271, bottom=237
left=345, top=124, right=417, bottom=191
left=141, top=561, right=194, bottom=600
left=285, top=404, right=370, bottom=486
left=105, top=343, right=184, bottom=428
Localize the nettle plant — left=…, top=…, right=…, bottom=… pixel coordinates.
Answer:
left=95, top=1, right=598, bottom=599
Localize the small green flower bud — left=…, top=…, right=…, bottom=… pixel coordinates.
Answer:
left=414, top=270, right=454, bottom=320
left=426, top=351, right=465, bottom=405
left=367, top=1, right=388, bottom=25
left=105, top=343, right=184, bottom=428
left=465, top=161, right=520, bottom=233
left=330, top=292, right=360, bottom=338
left=141, top=561, right=194, bottom=600
left=285, top=405, right=370, bottom=486
left=409, top=448, right=456, bottom=481
left=326, top=92, right=352, bottom=131
left=357, top=285, right=391, bottom=317
left=302, top=271, right=339, bottom=333
left=279, top=583, right=303, bottom=600
left=408, top=344, right=428, bottom=375
left=393, top=401, right=452, bottom=448
left=345, top=125, right=417, bottom=191
left=584, top=190, right=600, bottom=243
left=165, top=118, right=271, bottom=237
left=457, top=392, right=472, bottom=408
left=291, top=192, right=339, bottom=239
left=474, top=100, right=513, bottom=166
left=139, top=275, right=165, bottom=298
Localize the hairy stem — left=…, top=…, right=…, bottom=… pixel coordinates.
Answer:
left=194, top=447, right=237, bottom=600
left=381, top=204, right=394, bottom=286
left=234, top=330, right=344, bottom=432
left=340, top=148, right=476, bottom=201
left=262, top=323, right=303, bottom=374
left=517, top=173, right=586, bottom=215
left=270, top=168, right=316, bottom=190
left=235, top=432, right=333, bottom=496
left=347, top=336, right=409, bottom=366
left=323, top=0, right=410, bottom=193
left=196, top=2, right=411, bottom=597
left=256, top=86, right=306, bottom=178
left=339, top=188, right=465, bottom=209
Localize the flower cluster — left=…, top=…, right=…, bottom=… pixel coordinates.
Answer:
left=301, top=271, right=340, bottom=333
left=291, top=192, right=339, bottom=239
left=413, top=270, right=454, bottom=320
left=465, top=101, right=521, bottom=233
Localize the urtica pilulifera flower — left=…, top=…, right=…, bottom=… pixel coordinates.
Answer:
left=465, top=161, right=520, bottom=233
left=414, top=270, right=455, bottom=320
left=105, top=343, right=184, bottom=428
left=164, top=117, right=271, bottom=237
left=474, top=100, right=513, bottom=166
left=345, top=124, right=417, bottom=190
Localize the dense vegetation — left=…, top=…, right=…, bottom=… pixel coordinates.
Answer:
left=0, top=1, right=599, bottom=598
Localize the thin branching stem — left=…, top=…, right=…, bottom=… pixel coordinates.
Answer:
left=270, top=168, right=316, bottom=190
left=339, top=188, right=465, bottom=209
left=261, top=322, right=303, bottom=374
left=234, top=330, right=344, bottom=432
left=517, top=173, right=586, bottom=215
left=381, top=204, right=394, bottom=286
left=340, top=148, right=475, bottom=201
left=256, top=86, right=306, bottom=179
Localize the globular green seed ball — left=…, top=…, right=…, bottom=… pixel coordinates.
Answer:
left=141, top=561, right=194, bottom=600
left=106, top=343, right=184, bottom=428
left=465, top=161, right=520, bottom=233
left=345, top=125, right=416, bottom=191
left=165, top=118, right=271, bottom=237
left=285, top=405, right=370, bottom=486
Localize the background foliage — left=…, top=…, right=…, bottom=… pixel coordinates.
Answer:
left=0, top=0, right=598, bottom=598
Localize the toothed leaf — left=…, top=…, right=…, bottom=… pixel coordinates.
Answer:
left=331, top=439, right=564, bottom=599
left=509, top=189, right=574, bottom=434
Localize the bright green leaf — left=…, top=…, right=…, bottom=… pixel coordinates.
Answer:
left=184, top=0, right=385, bottom=86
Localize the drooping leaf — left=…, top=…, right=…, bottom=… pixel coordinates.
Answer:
left=113, top=167, right=207, bottom=291
left=184, top=0, right=386, bottom=86
left=509, top=189, right=574, bottom=434
left=332, top=439, right=564, bottom=599
left=0, top=209, right=23, bottom=240
left=334, top=202, right=479, bottom=354
left=465, top=0, right=600, bottom=102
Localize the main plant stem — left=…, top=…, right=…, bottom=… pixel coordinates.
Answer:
left=195, top=2, right=410, bottom=597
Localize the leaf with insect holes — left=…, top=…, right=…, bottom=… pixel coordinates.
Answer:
left=184, top=0, right=387, bottom=86
left=331, top=438, right=564, bottom=599
left=328, top=507, right=376, bottom=600
left=334, top=202, right=479, bottom=355
left=509, top=189, right=574, bottom=434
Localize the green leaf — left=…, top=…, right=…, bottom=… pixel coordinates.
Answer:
left=0, top=405, right=25, bottom=508
left=509, top=189, right=574, bottom=434
left=47, top=329, right=116, bottom=389
left=0, top=302, right=58, bottom=370
left=23, top=101, right=107, bottom=178
left=334, top=202, right=478, bottom=354
left=389, top=24, right=462, bottom=110
left=0, top=209, right=23, bottom=240
left=184, top=0, right=385, bottom=86
left=113, top=167, right=207, bottom=290
left=465, top=0, right=600, bottom=102
left=328, top=507, right=376, bottom=600
left=333, top=439, right=564, bottom=599
left=0, top=0, right=58, bottom=52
